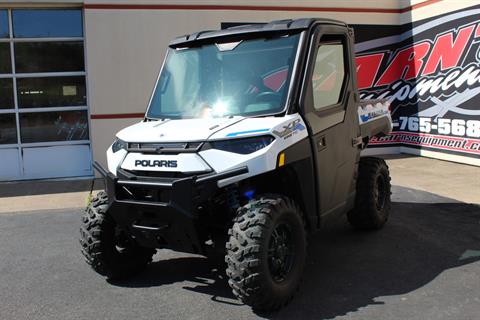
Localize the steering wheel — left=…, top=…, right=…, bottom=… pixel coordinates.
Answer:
left=255, top=91, right=282, bottom=103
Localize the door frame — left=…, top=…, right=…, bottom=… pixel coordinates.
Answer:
left=297, top=24, right=359, bottom=219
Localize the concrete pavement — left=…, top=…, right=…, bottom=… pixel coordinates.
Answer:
left=0, top=179, right=103, bottom=213
left=0, top=156, right=479, bottom=319
left=384, top=155, right=480, bottom=204
left=0, top=185, right=479, bottom=320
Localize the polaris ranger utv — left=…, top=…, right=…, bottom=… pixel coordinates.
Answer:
left=80, top=18, right=392, bottom=311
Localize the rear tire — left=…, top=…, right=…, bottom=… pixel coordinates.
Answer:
left=348, top=157, right=392, bottom=229
left=79, top=191, right=155, bottom=279
left=225, top=195, right=306, bottom=312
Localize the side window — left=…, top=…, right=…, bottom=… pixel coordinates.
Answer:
left=311, top=42, right=346, bottom=111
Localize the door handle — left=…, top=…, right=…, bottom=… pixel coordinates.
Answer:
left=317, top=136, right=326, bottom=151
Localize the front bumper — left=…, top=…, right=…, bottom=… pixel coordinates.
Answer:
left=93, top=161, right=248, bottom=254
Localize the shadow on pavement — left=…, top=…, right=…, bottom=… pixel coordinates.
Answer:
left=109, top=255, right=238, bottom=304
left=0, top=178, right=104, bottom=197
left=109, top=186, right=480, bottom=318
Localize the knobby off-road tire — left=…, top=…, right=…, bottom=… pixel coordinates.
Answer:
left=348, top=157, right=392, bottom=230
left=225, top=195, right=307, bottom=312
left=79, top=191, right=155, bottom=279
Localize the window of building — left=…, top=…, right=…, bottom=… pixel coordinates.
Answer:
left=15, top=41, right=85, bottom=73
left=12, top=9, right=83, bottom=38
left=311, top=42, right=346, bottom=111
left=0, top=113, right=17, bottom=144
left=0, top=43, right=11, bottom=73
left=0, top=8, right=91, bottom=180
left=17, top=76, right=87, bottom=108
left=19, top=111, right=89, bottom=143
left=0, top=79, right=14, bottom=109
left=0, top=10, right=8, bottom=38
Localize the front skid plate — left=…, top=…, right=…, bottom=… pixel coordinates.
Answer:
left=107, top=200, right=203, bottom=254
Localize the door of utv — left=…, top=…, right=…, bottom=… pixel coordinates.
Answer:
left=300, top=25, right=361, bottom=221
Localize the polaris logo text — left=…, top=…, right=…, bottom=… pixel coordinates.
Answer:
left=135, top=160, right=178, bottom=168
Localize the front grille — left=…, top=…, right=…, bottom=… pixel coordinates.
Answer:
left=127, top=141, right=203, bottom=154
left=121, top=169, right=202, bottom=179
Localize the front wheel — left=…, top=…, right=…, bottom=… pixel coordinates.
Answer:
left=225, top=195, right=306, bottom=312
left=79, top=191, right=155, bottom=279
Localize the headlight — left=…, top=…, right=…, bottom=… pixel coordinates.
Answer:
left=112, top=138, right=128, bottom=153
left=209, top=135, right=274, bottom=154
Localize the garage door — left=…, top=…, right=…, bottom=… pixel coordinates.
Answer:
left=0, top=8, right=92, bottom=180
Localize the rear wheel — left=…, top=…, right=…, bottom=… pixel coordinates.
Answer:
left=79, top=191, right=155, bottom=279
left=348, top=157, right=392, bottom=229
left=225, top=195, right=306, bottom=312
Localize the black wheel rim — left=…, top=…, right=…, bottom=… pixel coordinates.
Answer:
left=374, top=174, right=387, bottom=210
left=267, top=222, right=295, bottom=283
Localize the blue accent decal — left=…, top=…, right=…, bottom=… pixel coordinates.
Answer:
left=293, top=122, right=306, bottom=131
left=244, top=189, right=255, bottom=200
left=226, top=128, right=270, bottom=137
left=360, top=115, right=370, bottom=122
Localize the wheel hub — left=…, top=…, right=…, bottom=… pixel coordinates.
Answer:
left=268, top=223, right=295, bottom=283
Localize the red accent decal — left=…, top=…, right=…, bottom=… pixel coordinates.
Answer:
left=355, top=53, right=384, bottom=90
left=422, top=25, right=475, bottom=76
left=84, top=4, right=400, bottom=13
left=376, top=42, right=431, bottom=87
left=91, top=113, right=144, bottom=119
left=475, top=23, right=480, bottom=38
left=84, top=0, right=444, bottom=13
left=399, top=0, right=443, bottom=13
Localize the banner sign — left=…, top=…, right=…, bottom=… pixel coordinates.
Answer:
left=353, top=5, right=480, bottom=159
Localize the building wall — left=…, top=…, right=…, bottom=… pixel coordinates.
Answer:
left=1, top=0, right=478, bottom=181
left=83, top=0, right=480, bottom=168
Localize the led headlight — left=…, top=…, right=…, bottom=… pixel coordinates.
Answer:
left=209, top=135, right=274, bottom=154
left=111, top=138, right=128, bottom=153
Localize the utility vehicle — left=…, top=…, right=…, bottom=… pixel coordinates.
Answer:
left=80, top=18, right=393, bottom=311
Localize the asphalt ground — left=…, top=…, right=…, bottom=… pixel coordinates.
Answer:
left=0, top=185, right=479, bottom=320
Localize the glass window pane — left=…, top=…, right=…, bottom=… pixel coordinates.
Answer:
left=0, top=10, right=8, bottom=38
left=20, top=111, right=89, bottom=143
left=0, top=43, right=11, bottom=73
left=15, top=41, right=84, bottom=73
left=148, top=34, right=300, bottom=119
left=0, top=113, right=17, bottom=144
left=12, top=9, right=83, bottom=38
left=312, top=44, right=345, bottom=111
left=17, top=76, right=86, bottom=108
left=0, top=79, right=14, bottom=109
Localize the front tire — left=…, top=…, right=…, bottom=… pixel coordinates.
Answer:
left=348, top=157, right=392, bottom=229
left=79, top=191, right=155, bottom=279
left=225, top=195, right=306, bottom=312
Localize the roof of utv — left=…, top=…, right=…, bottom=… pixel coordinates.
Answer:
left=169, top=18, right=347, bottom=48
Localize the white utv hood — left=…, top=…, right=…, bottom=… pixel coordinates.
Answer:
left=116, top=117, right=244, bottom=142
left=108, top=114, right=309, bottom=187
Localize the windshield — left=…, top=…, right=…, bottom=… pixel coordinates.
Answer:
left=147, top=33, right=301, bottom=119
